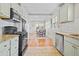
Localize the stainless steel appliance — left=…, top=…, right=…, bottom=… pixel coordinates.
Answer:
left=18, top=18, right=28, bottom=56
left=18, top=31, right=28, bottom=56
left=55, top=33, right=64, bottom=55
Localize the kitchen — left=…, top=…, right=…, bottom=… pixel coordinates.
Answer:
left=0, top=3, right=79, bottom=56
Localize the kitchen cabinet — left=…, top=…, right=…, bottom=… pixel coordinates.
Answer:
left=10, top=37, right=19, bottom=56
left=75, top=4, right=79, bottom=19
left=0, top=40, right=10, bottom=56
left=11, top=3, right=22, bottom=16
left=59, top=4, right=68, bottom=23
left=64, top=41, right=74, bottom=56
left=75, top=46, right=79, bottom=56
left=64, top=36, right=79, bottom=56
left=59, top=3, right=74, bottom=23
left=0, top=3, right=10, bottom=18
left=11, top=4, right=19, bottom=12
left=0, top=36, right=19, bottom=56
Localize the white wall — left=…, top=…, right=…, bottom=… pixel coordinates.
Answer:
left=28, top=15, right=51, bottom=33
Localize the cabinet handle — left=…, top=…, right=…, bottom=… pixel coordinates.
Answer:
left=4, top=45, right=7, bottom=47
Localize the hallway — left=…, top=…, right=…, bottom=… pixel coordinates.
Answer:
left=23, top=33, right=62, bottom=56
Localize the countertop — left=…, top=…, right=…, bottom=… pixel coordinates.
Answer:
left=0, top=34, right=19, bottom=42
left=56, top=32, right=79, bottom=39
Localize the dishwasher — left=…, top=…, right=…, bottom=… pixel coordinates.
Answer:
left=55, top=33, right=64, bottom=55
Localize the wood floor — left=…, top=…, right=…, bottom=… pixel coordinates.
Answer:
left=23, top=33, right=62, bottom=56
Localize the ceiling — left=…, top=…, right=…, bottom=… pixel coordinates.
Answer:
left=22, top=3, right=60, bottom=14
left=21, top=3, right=60, bottom=22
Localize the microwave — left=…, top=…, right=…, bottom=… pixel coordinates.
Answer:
left=10, top=8, right=20, bottom=22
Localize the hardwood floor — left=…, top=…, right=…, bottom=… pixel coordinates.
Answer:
left=23, top=33, right=62, bottom=56
left=24, top=47, right=62, bottom=56
left=24, top=38, right=62, bottom=56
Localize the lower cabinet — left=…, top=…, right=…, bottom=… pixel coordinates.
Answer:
left=0, top=36, right=19, bottom=56
left=73, top=45, right=79, bottom=56
left=10, top=37, right=19, bottom=56
left=64, top=41, right=75, bottom=56
left=64, top=36, right=79, bottom=56
left=0, top=40, right=10, bottom=56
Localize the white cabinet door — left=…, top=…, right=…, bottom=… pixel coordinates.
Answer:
left=73, top=45, right=79, bottom=56
left=76, top=47, right=79, bottom=56
left=64, top=41, right=74, bottom=56
left=68, top=4, right=74, bottom=21
left=60, top=4, right=68, bottom=23
left=0, top=40, right=10, bottom=56
left=59, top=3, right=74, bottom=23
left=0, top=3, right=10, bottom=18
left=10, top=37, right=19, bottom=56
left=75, top=4, right=79, bottom=19
left=64, top=36, right=79, bottom=56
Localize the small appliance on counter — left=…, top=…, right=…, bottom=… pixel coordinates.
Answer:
left=3, top=26, right=17, bottom=34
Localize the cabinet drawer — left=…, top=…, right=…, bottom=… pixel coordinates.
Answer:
left=64, top=36, right=79, bottom=46
left=64, top=40, right=71, bottom=46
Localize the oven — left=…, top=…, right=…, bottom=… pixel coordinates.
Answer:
left=18, top=31, right=28, bottom=56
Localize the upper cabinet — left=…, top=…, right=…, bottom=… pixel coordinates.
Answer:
left=11, top=4, right=19, bottom=12
left=59, top=3, right=74, bottom=23
left=59, top=4, right=68, bottom=23
left=75, top=4, right=79, bottom=19
left=0, top=3, right=10, bottom=19
left=11, top=3, right=27, bottom=20
left=11, top=3, right=21, bottom=15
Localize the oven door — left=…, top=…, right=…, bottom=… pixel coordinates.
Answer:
left=22, top=38, right=27, bottom=51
